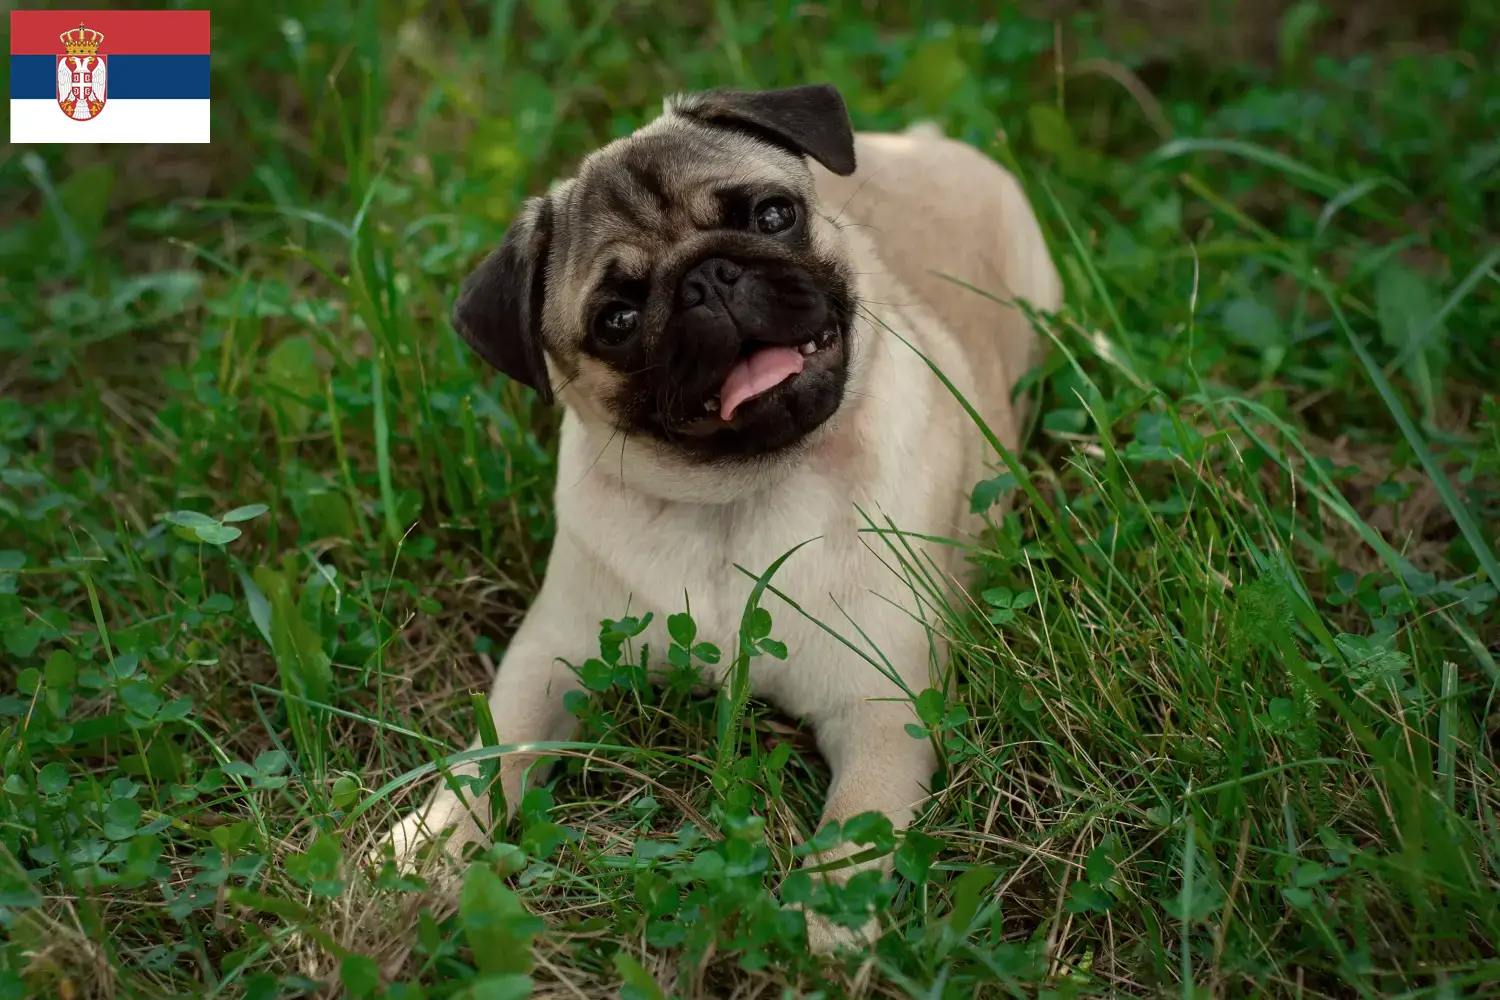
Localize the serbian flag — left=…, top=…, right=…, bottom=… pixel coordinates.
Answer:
left=10, top=9, right=210, bottom=144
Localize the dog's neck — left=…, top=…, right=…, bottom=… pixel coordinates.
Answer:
left=557, top=388, right=856, bottom=506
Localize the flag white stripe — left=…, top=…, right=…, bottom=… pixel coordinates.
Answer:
left=9, top=99, right=209, bottom=144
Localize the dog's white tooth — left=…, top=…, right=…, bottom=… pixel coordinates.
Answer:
left=704, top=398, right=717, bottom=412
left=799, top=340, right=816, bottom=356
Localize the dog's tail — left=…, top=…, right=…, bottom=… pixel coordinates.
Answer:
left=904, top=120, right=945, bottom=140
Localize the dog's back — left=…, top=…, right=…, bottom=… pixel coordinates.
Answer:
left=811, top=128, right=1061, bottom=451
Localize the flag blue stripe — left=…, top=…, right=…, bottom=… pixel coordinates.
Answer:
left=10, top=55, right=210, bottom=100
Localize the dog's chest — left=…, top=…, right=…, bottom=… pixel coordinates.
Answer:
left=580, top=468, right=861, bottom=645
left=561, top=439, right=963, bottom=716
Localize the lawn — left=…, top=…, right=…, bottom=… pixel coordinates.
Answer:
left=2, top=1, right=1498, bottom=998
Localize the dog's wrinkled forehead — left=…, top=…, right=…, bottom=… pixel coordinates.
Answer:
left=553, top=121, right=813, bottom=282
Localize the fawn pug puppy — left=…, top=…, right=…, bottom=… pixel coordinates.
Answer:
left=378, top=84, right=1060, bottom=951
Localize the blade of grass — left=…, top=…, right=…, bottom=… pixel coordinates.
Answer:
left=1313, top=277, right=1500, bottom=586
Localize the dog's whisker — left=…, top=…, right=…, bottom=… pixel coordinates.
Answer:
left=577, top=424, right=626, bottom=486
left=829, top=162, right=891, bottom=228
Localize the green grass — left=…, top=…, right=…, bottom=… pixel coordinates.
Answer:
left=3, top=1, right=1499, bottom=997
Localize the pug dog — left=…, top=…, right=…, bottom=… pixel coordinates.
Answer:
left=377, top=84, right=1060, bottom=952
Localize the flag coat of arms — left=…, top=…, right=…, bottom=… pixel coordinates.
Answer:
left=10, top=9, right=210, bottom=143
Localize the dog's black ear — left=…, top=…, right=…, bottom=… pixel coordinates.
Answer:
left=451, top=196, right=555, bottom=404
left=673, top=84, right=857, bottom=177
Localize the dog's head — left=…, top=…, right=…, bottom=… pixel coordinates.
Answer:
left=453, top=84, right=859, bottom=464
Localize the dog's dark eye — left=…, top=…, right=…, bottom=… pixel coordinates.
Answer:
left=754, top=198, right=797, bottom=235
left=594, top=304, right=640, bottom=346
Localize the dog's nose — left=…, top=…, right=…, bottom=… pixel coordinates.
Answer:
left=678, top=257, right=743, bottom=308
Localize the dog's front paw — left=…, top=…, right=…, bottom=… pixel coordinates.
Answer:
left=369, top=793, right=489, bottom=879
left=801, top=905, right=880, bottom=955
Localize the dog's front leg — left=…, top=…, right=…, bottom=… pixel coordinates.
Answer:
left=374, top=537, right=600, bottom=875
left=375, top=634, right=580, bottom=874
left=801, top=698, right=938, bottom=952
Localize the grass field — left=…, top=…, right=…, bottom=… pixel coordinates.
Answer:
left=3, top=1, right=1500, bottom=997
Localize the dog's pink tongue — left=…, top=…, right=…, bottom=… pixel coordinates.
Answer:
left=719, top=346, right=805, bottom=421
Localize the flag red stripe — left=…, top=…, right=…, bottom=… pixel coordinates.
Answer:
left=9, top=10, right=210, bottom=55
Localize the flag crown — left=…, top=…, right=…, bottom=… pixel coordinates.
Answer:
left=61, top=23, right=104, bottom=56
